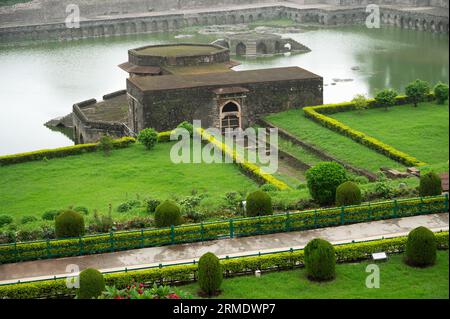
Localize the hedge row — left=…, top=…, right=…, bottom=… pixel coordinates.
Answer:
left=303, top=95, right=431, bottom=167
left=0, top=195, right=446, bottom=264
left=0, top=137, right=136, bottom=166
left=0, top=231, right=447, bottom=299
left=197, top=127, right=290, bottom=190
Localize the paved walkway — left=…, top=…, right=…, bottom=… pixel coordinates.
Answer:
left=0, top=213, right=448, bottom=285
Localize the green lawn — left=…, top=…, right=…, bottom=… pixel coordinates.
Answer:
left=181, top=251, right=449, bottom=299
left=331, top=102, right=449, bottom=165
left=0, top=142, right=257, bottom=219
left=265, top=110, right=402, bottom=173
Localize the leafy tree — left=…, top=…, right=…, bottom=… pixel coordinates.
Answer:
left=137, top=128, right=158, bottom=150
left=375, top=89, right=398, bottom=111
left=351, top=94, right=368, bottom=112
left=306, top=162, right=347, bottom=206
left=405, top=79, right=431, bottom=107
left=434, top=82, right=449, bottom=104
left=99, top=135, right=114, bottom=156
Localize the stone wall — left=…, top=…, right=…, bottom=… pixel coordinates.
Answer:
left=0, top=0, right=279, bottom=26
left=127, top=76, right=323, bottom=132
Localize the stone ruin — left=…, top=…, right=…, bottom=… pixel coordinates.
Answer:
left=212, top=33, right=311, bottom=57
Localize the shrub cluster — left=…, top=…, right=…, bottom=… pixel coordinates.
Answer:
left=419, top=172, right=442, bottom=197
left=0, top=215, right=13, bottom=228
left=246, top=190, right=273, bottom=217
left=77, top=268, right=105, bottom=299
left=306, top=162, right=347, bottom=205
left=198, top=252, right=223, bottom=296
left=138, top=128, right=158, bottom=150
left=336, top=181, right=362, bottom=206
left=304, top=238, right=336, bottom=281
left=405, top=227, right=437, bottom=267
left=55, top=210, right=85, bottom=238
left=42, top=210, right=61, bottom=221
left=405, top=79, right=431, bottom=107
left=433, top=82, right=449, bottom=105
left=154, top=201, right=182, bottom=228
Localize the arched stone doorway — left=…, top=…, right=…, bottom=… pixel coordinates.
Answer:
left=256, top=42, right=268, bottom=54
left=236, top=42, right=246, bottom=56
left=220, top=101, right=241, bottom=133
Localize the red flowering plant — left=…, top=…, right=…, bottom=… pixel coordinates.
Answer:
left=100, top=283, right=192, bottom=300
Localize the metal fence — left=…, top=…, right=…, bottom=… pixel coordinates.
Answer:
left=0, top=194, right=448, bottom=265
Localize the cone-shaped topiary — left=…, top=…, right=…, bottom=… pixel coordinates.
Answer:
left=419, top=172, right=442, bottom=197
left=198, top=252, right=223, bottom=297
left=55, top=210, right=85, bottom=238
left=304, top=238, right=336, bottom=281
left=246, top=190, right=273, bottom=217
left=306, top=162, right=347, bottom=205
left=154, top=200, right=182, bottom=228
left=336, top=181, right=362, bottom=206
left=77, top=268, right=105, bottom=299
left=405, top=226, right=437, bottom=267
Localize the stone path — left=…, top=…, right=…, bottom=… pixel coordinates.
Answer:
left=0, top=213, right=448, bottom=285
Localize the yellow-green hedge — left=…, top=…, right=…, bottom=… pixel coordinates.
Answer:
left=197, top=128, right=290, bottom=190
left=303, top=96, right=429, bottom=167
left=0, top=195, right=446, bottom=265
left=0, top=137, right=136, bottom=166
left=0, top=231, right=447, bottom=299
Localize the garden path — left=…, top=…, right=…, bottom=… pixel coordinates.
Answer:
left=0, top=213, right=448, bottom=285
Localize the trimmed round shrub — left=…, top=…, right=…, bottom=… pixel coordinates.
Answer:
left=306, top=162, right=347, bottom=206
left=405, top=227, right=437, bottom=267
left=77, top=268, right=105, bottom=299
left=0, top=215, right=13, bottom=228
left=198, top=252, right=223, bottom=296
left=434, top=82, right=449, bottom=104
left=405, top=79, right=431, bottom=107
left=304, top=238, right=336, bottom=281
left=154, top=200, right=182, bottom=228
left=336, top=181, right=362, bottom=206
left=42, top=210, right=61, bottom=221
left=419, top=172, right=442, bottom=197
left=246, top=190, right=273, bottom=217
left=20, top=215, right=38, bottom=225
left=137, top=128, right=158, bottom=150
left=55, top=210, right=85, bottom=238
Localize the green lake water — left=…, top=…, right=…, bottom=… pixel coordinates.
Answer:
left=0, top=25, right=448, bottom=155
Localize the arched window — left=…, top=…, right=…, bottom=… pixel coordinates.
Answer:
left=222, top=102, right=239, bottom=113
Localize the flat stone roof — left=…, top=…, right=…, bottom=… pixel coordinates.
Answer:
left=129, top=66, right=322, bottom=92
left=133, top=44, right=223, bottom=57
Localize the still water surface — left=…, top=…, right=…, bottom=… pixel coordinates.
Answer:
left=0, top=26, right=448, bottom=155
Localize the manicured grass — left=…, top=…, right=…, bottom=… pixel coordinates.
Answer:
left=330, top=102, right=449, bottom=165
left=181, top=250, right=449, bottom=299
left=0, top=142, right=257, bottom=218
left=266, top=110, right=402, bottom=173
left=137, top=45, right=221, bottom=57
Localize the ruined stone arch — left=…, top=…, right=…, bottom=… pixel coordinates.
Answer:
left=130, top=22, right=137, bottom=34
left=320, top=15, right=325, bottom=25
left=430, top=20, right=436, bottom=32
left=173, top=19, right=179, bottom=29
left=140, top=21, right=147, bottom=33
left=256, top=42, right=268, bottom=55
left=236, top=42, right=247, bottom=56
left=437, top=21, right=444, bottom=33
left=248, top=15, right=254, bottom=23
left=258, top=13, right=263, bottom=20
left=275, top=41, right=282, bottom=53
left=415, top=19, right=420, bottom=30
left=162, top=20, right=169, bottom=31
left=219, top=16, right=226, bottom=24
left=229, top=15, right=236, bottom=24
left=151, top=20, right=158, bottom=31
left=202, top=17, right=209, bottom=25
left=220, top=101, right=242, bottom=133
left=193, top=17, right=199, bottom=25
left=118, top=23, right=126, bottom=34
left=106, top=24, right=115, bottom=36
left=240, top=15, right=245, bottom=23
left=422, top=19, right=428, bottom=31
left=212, top=16, right=218, bottom=25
